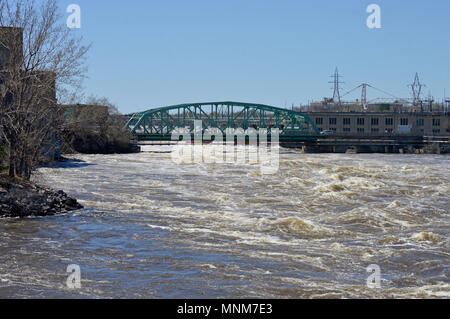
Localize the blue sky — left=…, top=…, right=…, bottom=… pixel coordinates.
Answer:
left=59, top=0, right=450, bottom=113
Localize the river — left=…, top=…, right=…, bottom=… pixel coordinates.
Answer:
left=0, top=146, right=449, bottom=298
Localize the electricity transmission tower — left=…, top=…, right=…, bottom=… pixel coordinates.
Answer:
left=408, top=73, right=425, bottom=105
left=329, top=67, right=344, bottom=105
left=361, top=83, right=369, bottom=110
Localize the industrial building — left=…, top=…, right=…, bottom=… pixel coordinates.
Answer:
left=305, top=112, right=448, bottom=136
left=296, top=69, right=450, bottom=137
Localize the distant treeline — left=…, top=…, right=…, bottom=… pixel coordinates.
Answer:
left=60, top=101, right=138, bottom=155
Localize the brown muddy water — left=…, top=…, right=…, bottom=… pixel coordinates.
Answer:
left=0, top=146, right=449, bottom=298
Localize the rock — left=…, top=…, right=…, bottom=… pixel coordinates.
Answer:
left=65, top=198, right=76, bottom=207
left=0, top=179, right=83, bottom=218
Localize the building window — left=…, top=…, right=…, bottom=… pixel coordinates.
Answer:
left=357, top=128, right=365, bottom=133
left=433, top=119, right=441, bottom=126
left=400, top=118, right=409, bottom=126
left=330, top=128, right=337, bottom=132
left=385, top=129, right=394, bottom=133
left=317, top=128, right=323, bottom=132
left=343, top=128, right=351, bottom=132
left=357, top=118, right=365, bottom=126
left=316, top=118, right=323, bottom=125
left=329, top=118, right=337, bottom=125
left=343, top=118, right=351, bottom=125
left=417, top=119, right=424, bottom=126
left=371, top=118, right=379, bottom=126
left=385, top=118, right=393, bottom=126
left=433, top=129, right=441, bottom=134
left=371, top=128, right=379, bottom=133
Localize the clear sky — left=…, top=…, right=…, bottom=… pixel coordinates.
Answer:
left=58, top=0, right=450, bottom=113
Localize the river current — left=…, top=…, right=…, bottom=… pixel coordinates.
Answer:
left=0, top=146, right=449, bottom=298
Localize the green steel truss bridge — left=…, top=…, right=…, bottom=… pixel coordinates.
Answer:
left=126, top=102, right=320, bottom=142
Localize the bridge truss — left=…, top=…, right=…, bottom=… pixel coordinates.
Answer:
left=126, top=102, right=320, bottom=141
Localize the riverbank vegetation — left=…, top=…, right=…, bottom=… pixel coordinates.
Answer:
left=60, top=96, right=139, bottom=154
left=0, top=0, right=91, bottom=217
left=0, top=0, right=90, bottom=181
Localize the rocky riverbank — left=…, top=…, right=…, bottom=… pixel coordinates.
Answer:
left=0, top=177, right=83, bottom=218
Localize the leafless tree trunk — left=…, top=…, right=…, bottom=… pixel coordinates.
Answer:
left=0, top=0, right=90, bottom=180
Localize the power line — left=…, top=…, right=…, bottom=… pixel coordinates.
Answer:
left=341, top=83, right=410, bottom=105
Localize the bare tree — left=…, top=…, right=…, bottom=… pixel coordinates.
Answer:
left=0, top=0, right=90, bottom=180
